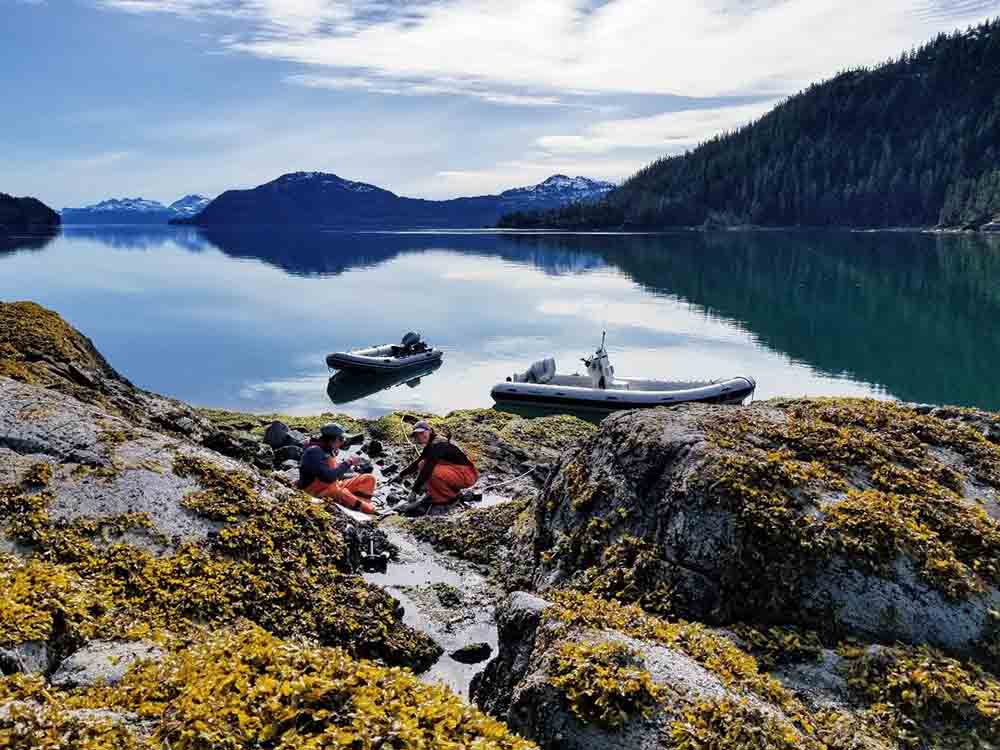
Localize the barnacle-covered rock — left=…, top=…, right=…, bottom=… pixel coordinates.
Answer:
left=526, top=400, right=1000, bottom=657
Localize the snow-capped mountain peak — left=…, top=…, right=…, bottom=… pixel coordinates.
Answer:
left=271, top=172, right=382, bottom=194
left=499, top=174, right=615, bottom=203
left=168, top=195, right=211, bottom=216
left=85, top=197, right=167, bottom=213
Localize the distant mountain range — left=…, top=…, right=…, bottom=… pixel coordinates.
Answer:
left=62, top=195, right=211, bottom=224
left=173, top=173, right=614, bottom=228
left=0, top=193, right=60, bottom=233
left=503, top=18, right=1000, bottom=230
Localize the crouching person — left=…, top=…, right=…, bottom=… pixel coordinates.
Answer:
left=393, top=420, right=478, bottom=516
left=298, top=423, right=375, bottom=514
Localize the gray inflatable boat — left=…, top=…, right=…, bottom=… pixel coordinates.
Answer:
left=326, top=332, right=443, bottom=373
left=491, top=335, right=755, bottom=411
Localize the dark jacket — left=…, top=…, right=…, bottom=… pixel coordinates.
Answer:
left=297, top=445, right=353, bottom=489
left=399, top=433, right=473, bottom=493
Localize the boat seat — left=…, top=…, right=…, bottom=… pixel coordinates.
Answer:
left=513, top=357, right=556, bottom=384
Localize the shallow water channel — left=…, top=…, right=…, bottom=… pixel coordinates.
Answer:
left=362, top=516, right=503, bottom=697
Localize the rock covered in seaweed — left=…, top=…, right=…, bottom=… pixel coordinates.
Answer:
left=472, top=591, right=909, bottom=750
left=525, top=400, right=1000, bottom=658
left=0, top=301, right=225, bottom=448
left=0, top=625, right=535, bottom=750
left=0, top=375, right=442, bottom=674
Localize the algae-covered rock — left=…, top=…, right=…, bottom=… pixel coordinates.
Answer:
left=0, top=301, right=225, bottom=447
left=0, top=625, right=534, bottom=750
left=526, top=400, right=1000, bottom=657
left=473, top=591, right=892, bottom=750
left=407, top=497, right=535, bottom=576
left=0, top=378, right=439, bottom=674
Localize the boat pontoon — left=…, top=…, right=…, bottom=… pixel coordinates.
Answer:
left=490, top=333, right=755, bottom=411
left=326, top=331, right=443, bottom=373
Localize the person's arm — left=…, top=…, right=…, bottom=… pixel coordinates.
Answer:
left=412, top=457, right=437, bottom=494
left=397, top=455, right=422, bottom=479
left=302, top=448, right=353, bottom=483
left=412, top=442, right=448, bottom=493
left=394, top=440, right=433, bottom=482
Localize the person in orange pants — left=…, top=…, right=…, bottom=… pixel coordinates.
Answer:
left=297, top=423, right=375, bottom=513
left=391, top=421, right=478, bottom=516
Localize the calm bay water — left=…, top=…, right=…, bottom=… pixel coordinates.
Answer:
left=2, top=226, right=998, bottom=417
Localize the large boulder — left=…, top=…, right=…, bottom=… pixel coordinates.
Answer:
left=0, top=301, right=260, bottom=462
left=473, top=592, right=897, bottom=750
left=0, top=377, right=440, bottom=674
left=525, top=400, right=1000, bottom=658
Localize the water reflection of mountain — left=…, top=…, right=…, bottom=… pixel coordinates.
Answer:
left=61, top=225, right=209, bottom=253
left=196, top=228, right=607, bottom=277
left=506, top=231, right=1000, bottom=410
left=0, top=229, right=58, bottom=255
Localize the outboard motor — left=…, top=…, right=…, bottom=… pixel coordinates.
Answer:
left=582, top=331, right=615, bottom=389
left=399, top=331, right=427, bottom=355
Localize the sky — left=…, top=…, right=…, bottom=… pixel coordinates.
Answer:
left=3, top=0, right=999, bottom=208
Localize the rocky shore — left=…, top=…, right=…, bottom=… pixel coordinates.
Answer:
left=1, top=300, right=998, bottom=749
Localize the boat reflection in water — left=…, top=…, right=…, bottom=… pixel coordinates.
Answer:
left=326, top=360, right=444, bottom=405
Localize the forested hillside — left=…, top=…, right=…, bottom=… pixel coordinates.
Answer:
left=502, top=19, right=1000, bottom=229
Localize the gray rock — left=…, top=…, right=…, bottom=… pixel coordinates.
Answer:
left=0, top=379, right=304, bottom=550
left=0, top=380, right=107, bottom=465
left=364, top=439, right=384, bottom=458
left=263, top=421, right=290, bottom=449
left=287, top=429, right=308, bottom=447
left=281, top=459, right=299, bottom=471
left=0, top=642, right=49, bottom=675
left=274, top=444, right=303, bottom=463
left=772, top=649, right=851, bottom=710
left=51, top=640, right=164, bottom=688
left=523, top=404, right=1000, bottom=656
left=472, top=592, right=835, bottom=750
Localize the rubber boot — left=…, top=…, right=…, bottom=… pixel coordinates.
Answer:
left=396, top=493, right=432, bottom=517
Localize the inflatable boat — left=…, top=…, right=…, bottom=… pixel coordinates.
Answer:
left=326, top=332, right=443, bottom=373
left=491, top=334, right=755, bottom=411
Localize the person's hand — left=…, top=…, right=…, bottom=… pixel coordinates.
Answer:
left=346, top=455, right=362, bottom=467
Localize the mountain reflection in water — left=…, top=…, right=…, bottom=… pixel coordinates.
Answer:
left=1, top=225, right=997, bottom=415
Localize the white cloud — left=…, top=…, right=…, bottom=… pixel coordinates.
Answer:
left=536, top=100, right=781, bottom=155
left=63, top=150, right=136, bottom=169
left=99, top=0, right=1000, bottom=99
left=287, top=73, right=567, bottom=107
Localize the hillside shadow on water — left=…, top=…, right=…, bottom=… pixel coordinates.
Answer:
left=504, top=230, right=1000, bottom=410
